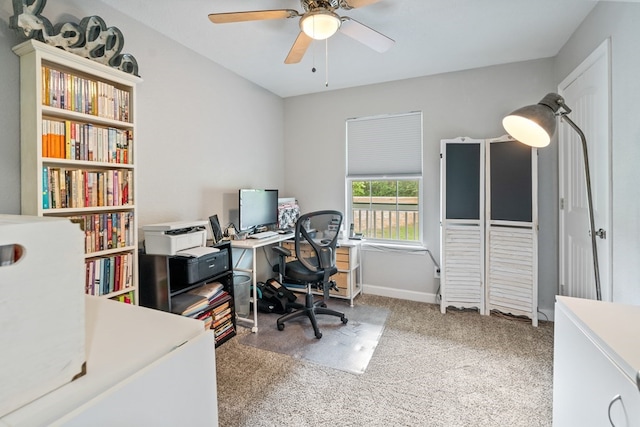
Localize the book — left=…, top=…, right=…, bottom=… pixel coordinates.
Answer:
left=42, top=166, right=49, bottom=209
left=212, top=313, right=232, bottom=329
left=215, top=321, right=234, bottom=337
left=171, top=293, right=209, bottom=316
left=210, top=291, right=230, bottom=305
left=213, top=300, right=230, bottom=315
left=213, top=307, right=231, bottom=321
left=187, top=282, right=224, bottom=301
left=215, top=327, right=235, bottom=343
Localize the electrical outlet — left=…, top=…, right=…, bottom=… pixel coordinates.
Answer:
left=434, top=266, right=440, bottom=279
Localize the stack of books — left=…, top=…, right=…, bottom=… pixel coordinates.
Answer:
left=170, top=293, right=210, bottom=317
left=186, top=282, right=227, bottom=329
left=170, top=282, right=235, bottom=344
left=211, top=298, right=234, bottom=343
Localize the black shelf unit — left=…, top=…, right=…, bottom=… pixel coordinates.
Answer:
left=138, top=241, right=236, bottom=347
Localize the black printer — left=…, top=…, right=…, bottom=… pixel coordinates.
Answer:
left=168, top=249, right=230, bottom=292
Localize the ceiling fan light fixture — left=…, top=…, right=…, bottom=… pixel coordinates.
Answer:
left=300, top=9, right=341, bottom=40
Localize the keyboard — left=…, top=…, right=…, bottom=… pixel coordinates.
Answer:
left=248, top=230, right=278, bottom=239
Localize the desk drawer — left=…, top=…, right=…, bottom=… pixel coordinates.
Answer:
left=284, top=242, right=352, bottom=270
left=329, top=271, right=351, bottom=297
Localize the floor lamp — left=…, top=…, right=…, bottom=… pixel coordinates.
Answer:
left=502, top=93, right=602, bottom=301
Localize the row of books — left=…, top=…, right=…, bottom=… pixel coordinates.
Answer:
left=42, top=118, right=132, bottom=164
left=111, top=290, right=135, bottom=305
left=42, top=166, right=132, bottom=209
left=85, top=252, right=134, bottom=297
left=171, top=282, right=228, bottom=316
left=69, top=212, right=134, bottom=254
left=211, top=300, right=235, bottom=344
left=42, top=66, right=131, bottom=122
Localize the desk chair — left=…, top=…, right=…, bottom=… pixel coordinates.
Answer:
left=272, top=210, right=348, bottom=339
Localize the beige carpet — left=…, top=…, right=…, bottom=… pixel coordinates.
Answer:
left=215, top=294, right=554, bottom=427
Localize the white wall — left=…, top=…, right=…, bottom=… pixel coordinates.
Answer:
left=283, top=59, right=559, bottom=311
left=555, top=2, right=640, bottom=305
left=3, top=1, right=637, bottom=314
left=0, top=0, right=284, bottom=232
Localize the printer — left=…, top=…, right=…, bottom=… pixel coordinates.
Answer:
left=142, top=220, right=208, bottom=256
left=142, top=220, right=229, bottom=292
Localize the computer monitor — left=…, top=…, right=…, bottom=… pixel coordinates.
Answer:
left=238, top=189, right=279, bottom=232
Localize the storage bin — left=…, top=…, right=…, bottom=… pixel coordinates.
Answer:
left=0, top=215, right=86, bottom=416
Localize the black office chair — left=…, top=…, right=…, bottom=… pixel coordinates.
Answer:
left=272, top=210, right=348, bottom=339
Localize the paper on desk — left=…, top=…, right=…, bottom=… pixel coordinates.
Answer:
left=176, top=246, right=220, bottom=257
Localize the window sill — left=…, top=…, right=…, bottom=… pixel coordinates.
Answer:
left=361, top=241, right=428, bottom=254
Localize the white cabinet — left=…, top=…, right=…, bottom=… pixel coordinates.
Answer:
left=553, top=296, right=640, bottom=426
left=1, top=296, right=218, bottom=427
left=0, top=215, right=85, bottom=417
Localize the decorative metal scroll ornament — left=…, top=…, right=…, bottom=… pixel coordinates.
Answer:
left=10, top=0, right=139, bottom=76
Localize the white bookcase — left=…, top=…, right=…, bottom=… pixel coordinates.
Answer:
left=13, top=39, right=142, bottom=304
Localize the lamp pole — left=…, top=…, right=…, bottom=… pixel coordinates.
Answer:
left=559, top=114, right=602, bottom=301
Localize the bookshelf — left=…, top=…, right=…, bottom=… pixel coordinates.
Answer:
left=13, top=39, right=142, bottom=304
left=138, top=242, right=236, bottom=347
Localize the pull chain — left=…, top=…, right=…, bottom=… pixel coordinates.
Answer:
left=325, top=38, right=329, bottom=87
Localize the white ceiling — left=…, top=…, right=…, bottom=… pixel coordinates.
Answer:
left=99, top=0, right=603, bottom=98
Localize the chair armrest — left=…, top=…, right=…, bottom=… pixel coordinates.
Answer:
left=272, top=246, right=291, bottom=258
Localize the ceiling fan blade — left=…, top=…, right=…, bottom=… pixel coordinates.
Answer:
left=339, top=0, right=382, bottom=10
left=208, top=9, right=299, bottom=24
left=339, top=17, right=394, bottom=53
left=285, top=32, right=313, bottom=64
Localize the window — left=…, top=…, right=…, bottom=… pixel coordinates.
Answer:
left=346, top=112, right=423, bottom=245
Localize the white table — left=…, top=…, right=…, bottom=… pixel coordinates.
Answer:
left=230, top=234, right=292, bottom=332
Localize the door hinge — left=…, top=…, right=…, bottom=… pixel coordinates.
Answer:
left=560, top=198, right=564, bottom=210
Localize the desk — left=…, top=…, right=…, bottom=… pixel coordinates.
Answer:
left=280, top=238, right=363, bottom=306
left=231, top=234, right=292, bottom=332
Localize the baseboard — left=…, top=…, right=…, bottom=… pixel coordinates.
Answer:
left=362, top=284, right=439, bottom=305
left=361, top=284, right=556, bottom=322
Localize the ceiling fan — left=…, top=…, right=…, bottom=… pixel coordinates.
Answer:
left=208, top=0, right=395, bottom=64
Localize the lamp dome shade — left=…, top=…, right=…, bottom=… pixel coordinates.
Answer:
left=300, top=10, right=341, bottom=40
left=502, top=104, right=558, bottom=148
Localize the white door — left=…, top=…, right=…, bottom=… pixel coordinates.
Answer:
left=558, top=40, right=611, bottom=301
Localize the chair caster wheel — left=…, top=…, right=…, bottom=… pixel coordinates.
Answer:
left=341, top=316, right=348, bottom=324
left=320, top=303, right=327, bottom=308
left=277, top=323, right=285, bottom=331
left=315, top=332, right=322, bottom=339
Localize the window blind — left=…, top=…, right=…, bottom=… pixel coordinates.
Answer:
left=346, top=112, right=423, bottom=177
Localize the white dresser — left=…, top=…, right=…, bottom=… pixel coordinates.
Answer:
left=1, top=296, right=218, bottom=427
left=553, top=296, right=640, bottom=426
